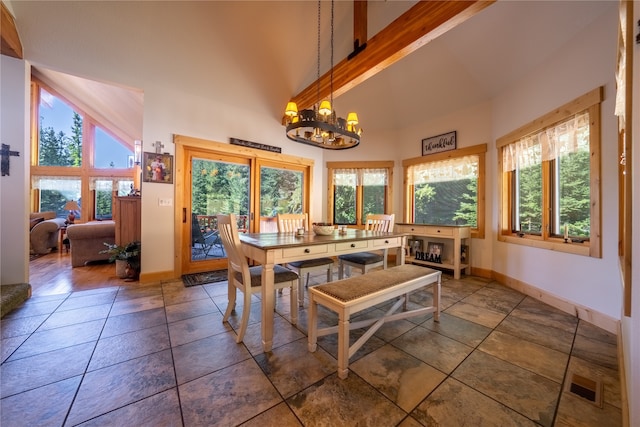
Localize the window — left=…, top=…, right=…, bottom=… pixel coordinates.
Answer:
left=31, top=80, right=137, bottom=221
left=94, top=126, right=134, bottom=169
left=497, top=87, right=602, bottom=257
left=93, top=179, right=134, bottom=220
left=32, top=177, right=81, bottom=219
left=327, top=161, right=393, bottom=226
left=38, top=88, right=83, bottom=167
left=403, top=144, right=486, bottom=238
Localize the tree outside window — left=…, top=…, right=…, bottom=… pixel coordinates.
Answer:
left=403, top=144, right=486, bottom=239
left=328, top=163, right=392, bottom=226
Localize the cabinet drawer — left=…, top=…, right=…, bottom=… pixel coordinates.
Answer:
left=335, top=240, right=369, bottom=252
left=282, top=245, right=329, bottom=258
left=372, top=237, right=402, bottom=248
left=423, top=226, right=453, bottom=236
left=397, top=224, right=426, bottom=234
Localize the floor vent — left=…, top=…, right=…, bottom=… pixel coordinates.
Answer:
left=565, top=372, right=603, bottom=408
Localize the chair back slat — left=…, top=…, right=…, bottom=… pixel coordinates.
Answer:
left=277, top=213, right=309, bottom=232
left=217, top=214, right=250, bottom=284
left=365, top=213, right=395, bottom=232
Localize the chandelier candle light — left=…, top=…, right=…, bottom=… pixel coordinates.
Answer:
left=283, top=0, right=362, bottom=150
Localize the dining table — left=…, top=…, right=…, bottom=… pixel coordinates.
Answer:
left=239, top=228, right=407, bottom=352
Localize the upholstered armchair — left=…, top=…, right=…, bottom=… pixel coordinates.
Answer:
left=30, top=213, right=66, bottom=255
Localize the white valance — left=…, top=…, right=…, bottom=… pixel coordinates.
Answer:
left=502, top=112, right=589, bottom=172
left=333, top=168, right=388, bottom=186
left=89, top=177, right=133, bottom=191
left=408, top=155, right=479, bottom=185
left=31, top=176, right=81, bottom=191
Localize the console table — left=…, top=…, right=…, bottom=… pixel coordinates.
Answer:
left=395, top=223, right=470, bottom=279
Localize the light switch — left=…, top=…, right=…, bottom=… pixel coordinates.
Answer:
left=158, top=198, right=173, bottom=207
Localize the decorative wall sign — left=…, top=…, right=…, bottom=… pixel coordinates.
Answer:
left=1, top=143, right=20, bottom=176
left=142, top=152, right=173, bottom=184
left=230, top=137, right=281, bottom=153
left=422, top=131, right=457, bottom=156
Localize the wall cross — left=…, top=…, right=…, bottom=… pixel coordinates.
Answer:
left=1, top=144, right=20, bottom=176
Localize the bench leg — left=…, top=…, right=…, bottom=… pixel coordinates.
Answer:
left=308, top=295, right=318, bottom=352
left=337, top=312, right=350, bottom=379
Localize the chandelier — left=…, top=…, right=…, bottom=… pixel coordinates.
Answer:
left=283, top=0, right=362, bottom=150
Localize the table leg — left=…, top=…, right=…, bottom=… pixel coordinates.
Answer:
left=261, top=262, right=275, bottom=352
left=397, top=236, right=406, bottom=266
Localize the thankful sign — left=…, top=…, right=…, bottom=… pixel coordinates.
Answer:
left=422, top=131, right=457, bottom=156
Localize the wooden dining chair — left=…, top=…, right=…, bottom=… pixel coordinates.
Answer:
left=338, top=213, right=395, bottom=279
left=217, top=213, right=299, bottom=343
left=277, top=213, right=334, bottom=307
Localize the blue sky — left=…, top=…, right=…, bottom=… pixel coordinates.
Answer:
left=40, top=90, right=132, bottom=168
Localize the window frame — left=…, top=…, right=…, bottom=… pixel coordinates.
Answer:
left=30, top=78, right=136, bottom=221
left=496, top=87, right=602, bottom=257
left=327, top=161, right=394, bottom=227
left=402, top=144, right=487, bottom=239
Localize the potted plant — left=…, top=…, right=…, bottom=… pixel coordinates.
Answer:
left=100, top=241, right=141, bottom=280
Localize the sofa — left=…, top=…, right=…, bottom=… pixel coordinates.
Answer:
left=66, top=221, right=116, bottom=267
left=30, top=211, right=67, bottom=255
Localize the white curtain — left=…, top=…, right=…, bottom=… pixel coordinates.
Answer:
left=614, top=3, right=626, bottom=124
left=333, top=168, right=388, bottom=186
left=31, top=176, right=81, bottom=191
left=502, top=112, right=589, bottom=172
left=89, top=177, right=132, bottom=191
left=408, top=155, right=478, bottom=185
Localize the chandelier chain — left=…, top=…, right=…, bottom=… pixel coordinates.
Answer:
left=316, top=0, right=321, bottom=110
left=330, top=0, right=334, bottom=112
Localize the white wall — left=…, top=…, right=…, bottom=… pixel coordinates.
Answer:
left=0, top=55, right=30, bottom=285
left=490, top=5, right=620, bottom=319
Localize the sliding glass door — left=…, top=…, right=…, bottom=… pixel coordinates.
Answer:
left=178, top=138, right=312, bottom=275
left=257, top=161, right=305, bottom=232
left=183, top=150, right=251, bottom=273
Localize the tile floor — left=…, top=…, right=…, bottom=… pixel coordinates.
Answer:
left=1, top=268, right=622, bottom=426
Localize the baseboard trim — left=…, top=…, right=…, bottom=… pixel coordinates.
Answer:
left=492, top=271, right=619, bottom=335
left=140, top=270, right=176, bottom=283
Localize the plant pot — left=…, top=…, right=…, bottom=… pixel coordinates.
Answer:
left=115, top=259, right=128, bottom=278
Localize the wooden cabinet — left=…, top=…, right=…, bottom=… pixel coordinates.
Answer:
left=114, top=196, right=141, bottom=245
left=395, top=223, right=470, bottom=279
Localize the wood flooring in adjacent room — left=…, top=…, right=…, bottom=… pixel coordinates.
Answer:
left=28, top=250, right=127, bottom=296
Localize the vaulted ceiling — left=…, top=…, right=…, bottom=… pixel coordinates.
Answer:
left=3, top=1, right=615, bottom=141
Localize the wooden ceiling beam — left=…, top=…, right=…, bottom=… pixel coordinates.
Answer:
left=1, top=1, right=23, bottom=59
left=290, top=0, right=495, bottom=110
left=352, top=1, right=367, bottom=50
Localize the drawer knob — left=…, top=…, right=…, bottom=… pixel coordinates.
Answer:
left=385, top=240, right=389, bottom=243
left=437, top=230, right=441, bottom=233
left=350, top=243, right=356, bottom=248
left=304, top=248, right=310, bottom=253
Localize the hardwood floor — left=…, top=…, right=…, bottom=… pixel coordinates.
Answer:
left=29, top=249, right=130, bottom=296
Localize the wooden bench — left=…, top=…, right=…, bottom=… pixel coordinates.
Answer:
left=307, top=264, right=441, bottom=379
